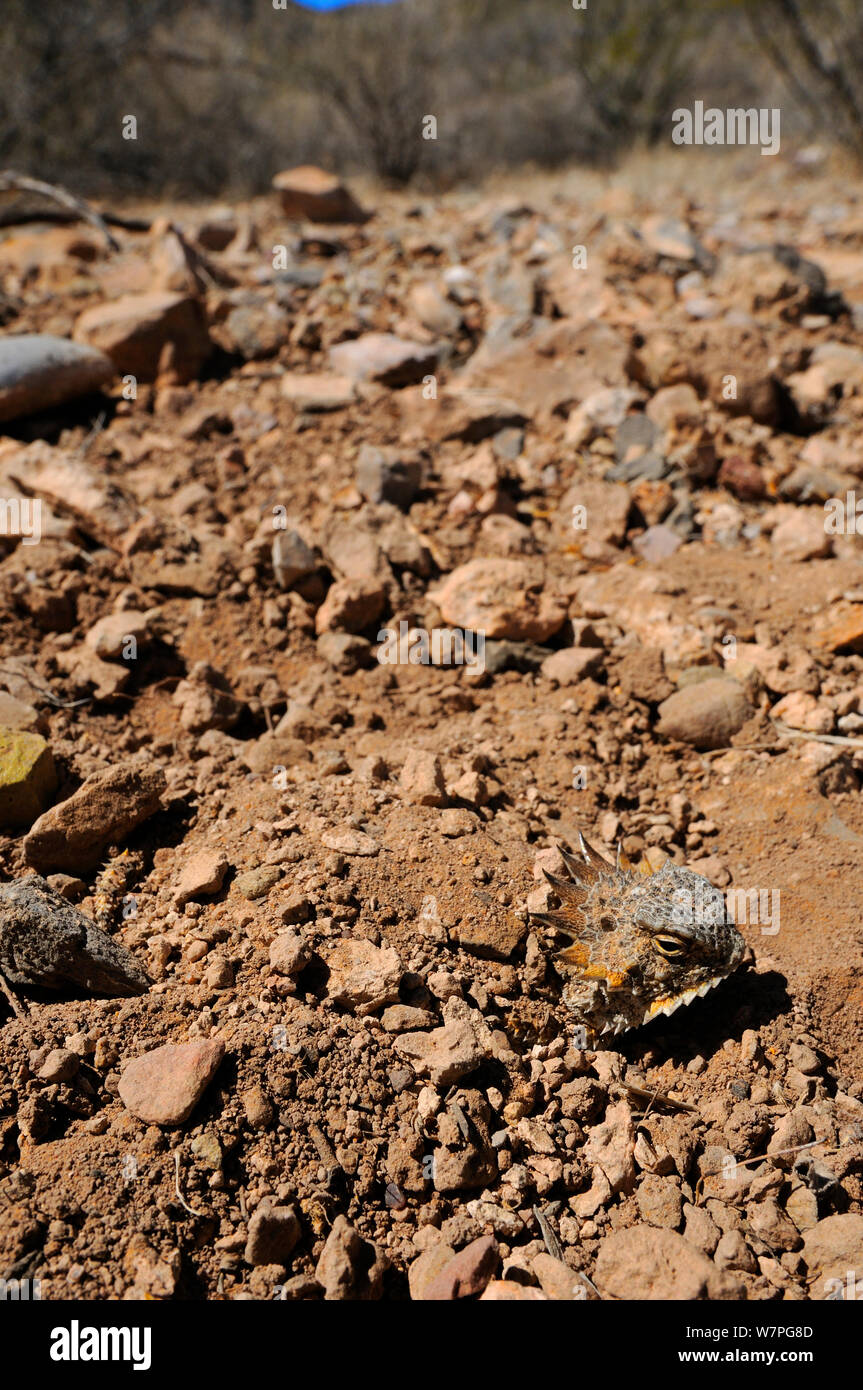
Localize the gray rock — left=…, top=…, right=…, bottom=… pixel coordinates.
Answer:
left=316, top=631, right=372, bottom=673
left=633, top=524, right=683, bottom=564
left=614, top=413, right=661, bottom=465
left=0, top=335, right=113, bottom=423
left=0, top=875, right=150, bottom=995
left=272, top=529, right=318, bottom=590
left=356, top=444, right=421, bottom=509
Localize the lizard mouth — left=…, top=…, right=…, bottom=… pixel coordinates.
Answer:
left=643, top=969, right=733, bottom=1025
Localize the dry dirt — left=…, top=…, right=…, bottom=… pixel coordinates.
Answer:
left=0, top=153, right=862, bottom=1302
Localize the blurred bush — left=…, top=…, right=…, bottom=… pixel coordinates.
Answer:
left=0, top=0, right=859, bottom=196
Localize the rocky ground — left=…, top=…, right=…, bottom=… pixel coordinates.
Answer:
left=0, top=154, right=862, bottom=1301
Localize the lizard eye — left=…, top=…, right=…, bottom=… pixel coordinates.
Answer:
left=653, top=935, right=688, bottom=959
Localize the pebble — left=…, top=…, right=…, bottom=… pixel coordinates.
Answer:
left=235, top=865, right=281, bottom=900
left=395, top=1015, right=486, bottom=1086
left=272, top=165, right=368, bottom=223
left=173, top=850, right=229, bottom=908
left=0, top=874, right=150, bottom=996
left=594, top=1225, right=744, bottom=1300
left=329, top=332, right=438, bottom=388
left=268, top=932, right=310, bottom=977
left=422, top=1235, right=500, bottom=1300
left=324, top=938, right=402, bottom=1015
left=656, top=679, right=753, bottom=750
left=74, top=291, right=211, bottom=383
left=23, top=761, right=166, bottom=873
left=36, top=1047, right=80, bottom=1083
left=315, top=1216, right=386, bottom=1299
left=117, top=1038, right=225, bottom=1126
left=429, top=558, right=567, bottom=643
left=0, top=728, right=57, bottom=830
left=245, top=1202, right=301, bottom=1266
left=321, top=827, right=380, bottom=857
left=400, top=749, right=447, bottom=806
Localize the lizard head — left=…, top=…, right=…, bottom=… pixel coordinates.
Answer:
left=531, top=834, right=746, bottom=1038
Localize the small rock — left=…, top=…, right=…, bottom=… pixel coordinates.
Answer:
left=400, top=749, right=447, bottom=807
left=637, top=1174, right=683, bottom=1229
left=173, top=851, right=229, bottom=909
left=321, top=827, right=379, bottom=857
left=280, top=372, right=357, bottom=411
left=24, top=762, right=165, bottom=873
left=84, top=612, right=150, bottom=662
left=203, top=955, right=233, bottom=990
left=748, top=1197, right=802, bottom=1252
left=714, top=1229, right=758, bottom=1273
left=272, top=529, right=318, bottom=590
left=315, top=579, right=385, bottom=636
left=788, top=1042, right=820, bottom=1075
left=532, top=1253, right=586, bottom=1300
left=0, top=875, right=150, bottom=995
left=272, top=166, right=369, bottom=223
left=802, top=1214, right=863, bottom=1298
left=269, top=932, right=310, bottom=977
left=429, top=558, right=566, bottom=643
left=315, top=1215, right=386, bottom=1300
left=595, top=1226, right=744, bottom=1300
left=657, top=679, right=753, bottom=750
left=356, top=444, right=421, bottom=509
left=380, top=1005, right=436, bottom=1033
left=118, top=1038, right=225, bottom=1126
left=235, top=865, right=281, bottom=901
left=771, top=509, right=833, bottom=563
left=771, top=691, right=832, bottom=734
left=325, top=938, right=402, bottom=1015
left=74, top=291, right=211, bottom=383
left=408, top=1243, right=456, bottom=1300
left=584, top=1100, right=636, bottom=1196
left=540, top=647, right=604, bottom=683
left=395, top=1017, right=485, bottom=1087
left=480, top=1281, right=549, bottom=1301
left=0, top=728, right=57, bottom=830
left=316, top=632, right=372, bottom=673
left=245, top=1202, right=301, bottom=1266
left=0, top=693, right=44, bottom=735
left=455, top=913, right=527, bottom=961
left=36, top=1047, right=80, bottom=1083
left=633, top=524, right=682, bottom=564
left=330, top=333, right=437, bottom=388
left=242, top=1085, right=274, bottom=1131
left=423, top=1235, right=500, bottom=1300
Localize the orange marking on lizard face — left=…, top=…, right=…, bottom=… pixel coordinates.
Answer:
left=559, top=941, right=590, bottom=968
left=582, top=963, right=629, bottom=989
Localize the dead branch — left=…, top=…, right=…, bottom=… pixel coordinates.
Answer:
left=0, top=170, right=122, bottom=250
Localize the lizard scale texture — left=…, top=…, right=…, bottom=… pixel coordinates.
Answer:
left=530, top=834, right=746, bottom=1038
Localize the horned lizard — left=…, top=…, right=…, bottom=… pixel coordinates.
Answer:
left=528, top=833, right=746, bottom=1040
